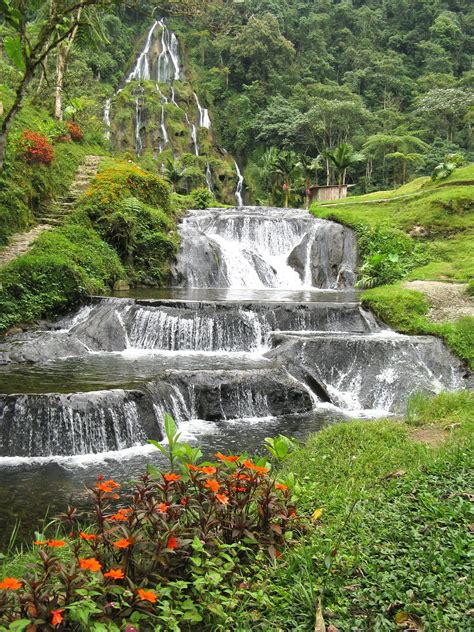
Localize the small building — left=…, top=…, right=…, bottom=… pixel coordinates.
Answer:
left=309, top=184, right=348, bottom=204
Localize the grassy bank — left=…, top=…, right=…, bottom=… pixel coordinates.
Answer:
left=223, top=391, right=474, bottom=631
left=0, top=160, right=180, bottom=332
left=311, top=164, right=474, bottom=368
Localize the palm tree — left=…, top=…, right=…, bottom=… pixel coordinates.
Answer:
left=363, top=133, right=429, bottom=186
left=270, top=150, right=302, bottom=208
left=297, top=155, right=324, bottom=207
left=325, top=143, right=365, bottom=196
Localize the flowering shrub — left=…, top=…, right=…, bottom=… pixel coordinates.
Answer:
left=66, top=121, right=84, bottom=142
left=0, top=418, right=301, bottom=629
left=17, top=130, right=54, bottom=166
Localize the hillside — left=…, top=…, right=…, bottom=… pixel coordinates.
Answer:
left=312, top=164, right=474, bottom=366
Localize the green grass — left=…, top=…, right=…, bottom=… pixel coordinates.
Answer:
left=226, top=391, right=474, bottom=631
left=312, top=164, right=474, bottom=284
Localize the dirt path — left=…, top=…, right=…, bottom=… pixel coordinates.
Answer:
left=404, top=280, right=474, bottom=322
left=0, top=155, right=101, bottom=269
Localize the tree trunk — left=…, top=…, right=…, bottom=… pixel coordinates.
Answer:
left=54, top=8, right=81, bottom=120
left=54, top=45, right=67, bottom=120
left=0, top=68, right=33, bottom=170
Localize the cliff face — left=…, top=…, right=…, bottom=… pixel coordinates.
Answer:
left=106, top=21, right=239, bottom=205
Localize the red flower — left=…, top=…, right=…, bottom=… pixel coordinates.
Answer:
left=114, top=538, right=133, bottom=549
left=163, top=473, right=181, bottom=482
left=51, top=609, right=64, bottom=627
left=0, top=577, right=22, bottom=590
left=48, top=540, right=65, bottom=548
left=66, top=121, right=84, bottom=142
left=215, top=493, right=229, bottom=505
left=104, top=568, right=124, bottom=580
left=180, top=498, right=187, bottom=506
left=79, top=531, right=97, bottom=541
left=166, top=535, right=177, bottom=550
left=158, top=502, right=169, bottom=513
left=79, top=557, right=102, bottom=572
left=205, top=478, right=220, bottom=493
left=17, top=130, right=54, bottom=166
left=138, top=588, right=158, bottom=603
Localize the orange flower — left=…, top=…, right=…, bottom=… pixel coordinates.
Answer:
left=158, top=502, right=169, bottom=513
left=201, top=465, right=217, bottom=475
left=0, top=577, right=22, bottom=590
left=79, top=557, right=102, bottom=572
left=48, top=540, right=65, bottom=548
left=104, top=568, right=125, bottom=580
left=216, top=452, right=240, bottom=463
left=276, top=483, right=288, bottom=491
left=51, top=609, right=64, bottom=627
left=34, top=540, right=47, bottom=546
left=243, top=460, right=269, bottom=475
left=96, top=482, right=114, bottom=493
left=205, top=478, right=220, bottom=493
left=166, top=535, right=177, bottom=550
left=79, top=532, right=97, bottom=541
left=163, top=473, right=181, bottom=482
left=186, top=464, right=216, bottom=475
left=231, top=472, right=250, bottom=481
left=138, top=588, right=158, bottom=603
left=114, top=537, right=133, bottom=549
left=215, top=493, right=229, bottom=505
left=235, top=487, right=246, bottom=492
left=104, top=479, right=120, bottom=489
left=109, top=509, right=128, bottom=522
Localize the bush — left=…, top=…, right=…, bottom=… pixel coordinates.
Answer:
left=17, top=130, right=54, bottom=166
left=355, top=225, right=430, bottom=289
left=66, top=121, right=84, bottom=142
left=191, top=186, right=214, bottom=209
left=0, top=421, right=300, bottom=630
left=0, top=225, right=123, bottom=331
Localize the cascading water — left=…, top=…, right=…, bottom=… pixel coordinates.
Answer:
left=234, top=160, right=245, bottom=206
left=194, top=92, right=211, bottom=129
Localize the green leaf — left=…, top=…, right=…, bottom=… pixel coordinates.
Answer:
left=5, top=35, right=25, bottom=71
left=147, top=463, right=161, bottom=479
left=9, top=621, right=32, bottom=632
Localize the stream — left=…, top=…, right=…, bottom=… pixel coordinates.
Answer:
left=0, top=206, right=466, bottom=549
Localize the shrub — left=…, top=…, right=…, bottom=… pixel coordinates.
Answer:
left=191, top=186, right=214, bottom=209
left=355, top=225, right=430, bottom=289
left=66, top=121, right=84, bottom=142
left=0, top=420, right=300, bottom=630
left=17, top=130, right=54, bottom=166
left=0, top=225, right=124, bottom=331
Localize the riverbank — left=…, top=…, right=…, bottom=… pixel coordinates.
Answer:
left=1, top=391, right=472, bottom=630
left=311, top=164, right=474, bottom=368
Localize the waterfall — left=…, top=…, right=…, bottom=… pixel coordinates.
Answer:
left=157, top=19, right=181, bottom=82
left=206, top=164, right=214, bottom=193
left=194, top=92, right=211, bottom=129
left=234, top=160, right=244, bottom=206
left=174, top=208, right=357, bottom=290
left=134, top=96, right=143, bottom=155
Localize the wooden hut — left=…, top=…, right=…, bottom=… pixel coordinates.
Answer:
left=308, top=184, right=348, bottom=204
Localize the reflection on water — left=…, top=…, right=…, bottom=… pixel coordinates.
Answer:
left=110, top=287, right=360, bottom=304
left=0, top=408, right=344, bottom=549
left=0, top=351, right=274, bottom=395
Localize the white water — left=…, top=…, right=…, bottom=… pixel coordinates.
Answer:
left=194, top=92, right=211, bottom=129
left=234, top=160, right=244, bottom=206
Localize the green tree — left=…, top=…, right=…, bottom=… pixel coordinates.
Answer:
left=325, top=143, right=365, bottom=195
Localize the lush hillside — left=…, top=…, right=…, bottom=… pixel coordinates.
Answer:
left=312, top=163, right=474, bottom=366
